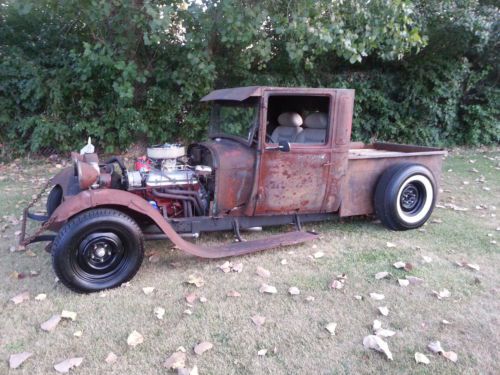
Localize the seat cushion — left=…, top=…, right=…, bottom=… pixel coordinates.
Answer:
left=270, top=112, right=303, bottom=143
left=295, top=112, right=328, bottom=143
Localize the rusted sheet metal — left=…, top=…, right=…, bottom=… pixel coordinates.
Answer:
left=200, top=139, right=256, bottom=215
left=47, top=189, right=316, bottom=258
left=201, top=86, right=263, bottom=102
left=339, top=154, right=444, bottom=217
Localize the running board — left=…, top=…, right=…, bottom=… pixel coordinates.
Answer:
left=177, top=230, right=319, bottom=259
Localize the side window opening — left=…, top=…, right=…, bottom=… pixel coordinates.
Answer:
left=266, top=95, right=330, bottom=144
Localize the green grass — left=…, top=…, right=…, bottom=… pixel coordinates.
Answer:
left=0, top=148, right=499, bottom=374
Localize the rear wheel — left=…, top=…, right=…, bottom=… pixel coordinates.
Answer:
left=374, top=163, right=436, bottom=231
left=51, top=208, right=144, bottom=293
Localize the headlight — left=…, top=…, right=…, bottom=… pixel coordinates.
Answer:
left=76, top=161, right=99, bottom=190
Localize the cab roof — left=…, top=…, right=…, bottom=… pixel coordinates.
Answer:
left=200, top=86, right=350, bottom=102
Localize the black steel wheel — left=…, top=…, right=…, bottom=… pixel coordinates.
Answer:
left=47, top=185, right=63, bottom=216
left=374, top=163, right=436, bottom=231
left=51, top=208, right=144, bottom=293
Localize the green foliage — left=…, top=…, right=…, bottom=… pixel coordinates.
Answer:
left=0, top=0, right=498, bottom=157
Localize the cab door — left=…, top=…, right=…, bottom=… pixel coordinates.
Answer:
left=253, top=91, right=334, bottom=215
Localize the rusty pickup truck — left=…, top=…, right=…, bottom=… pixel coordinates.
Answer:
left=21, top=86, right=446, bottom=293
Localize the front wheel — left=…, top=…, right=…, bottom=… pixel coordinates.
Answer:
left=374, top=163, right=437, bottom=231
left=51, top=208, right=144, bottom=293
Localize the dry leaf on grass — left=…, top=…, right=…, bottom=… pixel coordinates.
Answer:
left=428, top=341, right=444, bottom=353
left=441, top=319, right=452, bottom=325
left=259, top=283, right=277, bottom=294
left=288, top=286, right=300, bottom=295
left=226, top=290, right=241, bottom=297
left=187, top=274, right=205, bottom=287
left=232, top=263, right=243, bottom=273
left=363, top=335, right=393, bottom=360
left=375, top=271, right=389, bottom=280
left=256, top=266, right=271, bottom=278
left=183, top=309, right=192, bottom=315
left=41, top=314, right=61, bottom=332
left=35, top=293, right=47, bottom=301
left=378, top=306, right=389, bottom=316
left=105, top=352, right=117, bottom=364
left=199, top=296, right=207, bottom=303
left=386, top=242, right=396, bottom=248
left=415, top=352, right=430, bottom=364
left=393, top=261, right=413, bottom=271
left=154, top=307, right=165, bottom=320
left=142, top=287, right=155, bottom=295
left=325, top=322, right=337, bottom=335
left=54, top=357, right=83, bottom=373
left=370, top=292, right=385, bottom=300
left=127, top=330, right=144, bottom=347
left=164, top=352, right=186, bottom=369
left=432, top=289, right=451, bottom=299
left=178, top=365, right=199, bottom=375
left=257, top=349, right=267, bottom=356
left=373, top=320, right=382, bottom=330
left=455, top=261, right=480, bottom=271
left=251, top=315, right=266, bottom=327
left=306, top=296, right=315, bottom=302
left=421, top=255, right=433, bottom=263
left=185, top=292, right=197, bottom=304
left=442, top=351, right=458, bottom=362
left=218, top=261, right=232, bottom=273
left=10, top=291, right=29, bottom=304
left=9, top=352, right=32, bottom=369
left=280, top=259, right=288, bottom=265
left=194, top=341, right=213, bottom=355
left=73, top=331, right=82, bottom=337
left=406, top=276, right=424, bottom=285
left=398, top=279, right=410, bottom=287
left=313, top=251, right=325, bottom=259
left=61, top=310, right=77, bottom=321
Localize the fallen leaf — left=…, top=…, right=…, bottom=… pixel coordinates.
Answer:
left=199, top=296, right=207, bottom=303
left=35, top=293, right=47, bottom=301
left=386, top=242, right=396, bottom=248
left=10, top=291, right=29, bottom=304
left=127, top=330, right=144, bottom=347
left=393, top=261, right=406, bottom=269
left=187, top=274, right=205, bottom=287
left=313, top=251, right=325, bottom=259
left=456, top=261, right=480, bottom=271
left=427, top=341, right=444, bottom=353
left=406, top=276, right=424, bottom=285
left=280, top=259, right=288, bottom=265
left=185, top=292, right=197, bottom=304
left=232, top=263, right=243, bottom=273
left=251, top=315, right=266, bottom=327
left=226, top=290, right=241, bottom=297
left=353, top=295, right=363, bottom=300
left=373, top=320, right=382, bottom=331
left=41, top=314, right=61, bottom=332
left=218, top=261, right=232, bottom=273
left=256, top=266, right=271, bottom=278
left=325, top=322, right=337, bottom=335
left=375, top=328, right=396, bottom=337
left=9, top=352, right=32, bottom=369
left=442, top=351, right=458, bottom=362
left=259, top=283, right=277, bottom=294
left=288, top=286, right=300, bottom=295
left=73, top=331, right=82, bottom=337
left=194, top=341, right=213, bottom=355
left=432, top=289, right=451, bottom=300
left=183, top=309, right=192, bottom=315
left=178, top=365, right=199, bottom=375
left=370, top=292, right=385, bottom=300
left=154, top=307, right=165, bottom=320
left=142, top=287, right=155, bottom=295
left=61, top=310, right=77, bottom=321
left=441, top=319, right=452, bottom=325
left=54, top=357, right=83, bottom=373
left=415, top=352, right=430, bottom=364
left=164, top=352, right=186, bottom=369
left=398, top=279, right=410, bottom=287
left=306, top=296, right=315, bottom=302
left=149, top=254, right=161, bottom=263
left=375, top=271, right=389, bottom=280
left=378, top=306, right=389, bottom=316
left=105, top=352, right=117, bottom=364
left=257, top=348, right=267, bottom=356
left=421, top=255, right=433, bottom=263
left=363, top=335, right=393, bottom=360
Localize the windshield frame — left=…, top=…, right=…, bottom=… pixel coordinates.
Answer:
left=207, top=99, right=260, bottom=146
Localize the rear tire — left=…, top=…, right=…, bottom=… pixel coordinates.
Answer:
left=51, top=208, right=144, bottom=293
left=374, top=163, right=436, bottom=231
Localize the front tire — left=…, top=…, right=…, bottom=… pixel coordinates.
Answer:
left=51, top=208, right=144, bottom=293
left=374, top=163, right=436, bottom=231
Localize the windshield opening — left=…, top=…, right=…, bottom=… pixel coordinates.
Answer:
left=208, top=98, right=259, bottom=143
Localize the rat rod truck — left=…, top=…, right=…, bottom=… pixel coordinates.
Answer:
left=20, top=86, right=446, bottom=293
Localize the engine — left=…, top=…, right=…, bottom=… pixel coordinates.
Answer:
left=125, top=144, right=212, bottom=218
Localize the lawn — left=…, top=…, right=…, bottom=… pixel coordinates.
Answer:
left=0, top=148, right=499, bottom=374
